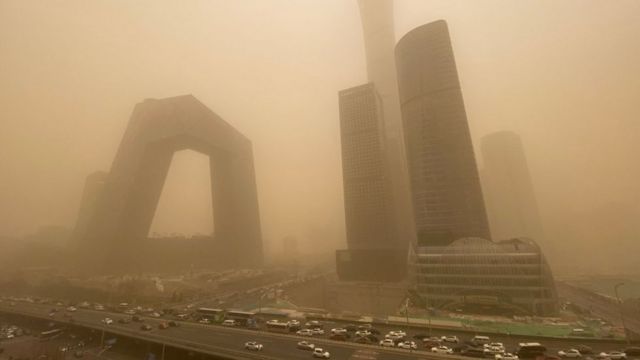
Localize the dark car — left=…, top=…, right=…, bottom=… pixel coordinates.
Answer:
left=345, top=324, right=358, bottom=332
left=168, top=321, right=179, bottom=327
left=132, top=315, right=143, bottom=322
left=329, top=333, right=348, bottom=341
left=413, top=333, right=429, bottom=341
left=118, top=318, right=131, bottom=324
left=354, top=336, right=373, bottom=344
left=461, top=347, right=486, bottom=358
left=576, top=345, right=594, bottom=355
left=140, top=324, right=153, bottom=331
left=624, top=347, right=640, bottom=357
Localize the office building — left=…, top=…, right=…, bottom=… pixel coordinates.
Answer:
left=396, top=20, right=490, bottom=245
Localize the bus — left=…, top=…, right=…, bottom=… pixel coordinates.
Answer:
left=196, top=308, right=224, bottom=322
left=225, top=310, right=256, bottom=326
left=40, top=328, right=64, bottom=341
left=516, top=343, right=547, bottom=358
left=265, top=320, right=289, bottom=333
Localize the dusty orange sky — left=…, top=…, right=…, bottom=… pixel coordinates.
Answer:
left=1, top=0, right=638, bottom=273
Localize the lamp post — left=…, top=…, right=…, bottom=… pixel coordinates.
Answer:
left=614, top=282, right=630, bottom=345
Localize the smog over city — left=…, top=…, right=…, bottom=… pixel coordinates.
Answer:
left=0, top=1, right=639, bottom=358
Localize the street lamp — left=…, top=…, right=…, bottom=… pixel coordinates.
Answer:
left=614, top=282, right=630, bottom=345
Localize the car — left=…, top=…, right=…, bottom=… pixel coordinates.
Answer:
left=598, top=352, right=626, bottom=360
left=397, top=341, right=418, bottom=350
left=244, top=341, right=263, bottom=351
left=73, top=350, right=84, bottom=358
left=297, top=329, right=314, bottom=337
left=150, top=312, right=161, bottom=318
left=331, top=328, right=347, bottom=335
left=442, top=335, right=460, bottom=343
left=266, top=319, right=280, bottom=325
left=102, top=318, right=113, bottom=325
left=168, top=321, right=179, bottom=327
left=558, top=349, right=582, bottom=358
left=356, top=330, right=371, bottom=337
left=380, top=339, right=396, bottom=347
left=575, top=346, right=594, bottom=355
left=297, top=341, right=315, bottom=350
left=288, top=320, right=301, bottom=327
left=132, top=315, right=143, bottom=322
left=355, top=336, right=373, bottom=344
left=485, top=343, right=506, bottom=355
left=471, top=336, right=491, bottom=346
left=94, top=304, right=105, bottom=311
left=199, top=318, right=211, bottom=324
left=118, top=318, right=131, bottom=324
left=329, top=333, right=348, bottom=341
left=124, top=309, right=136, bottom=315
left=140, top=324, right=153, bottom=331
left=496, top=353, right=519, bottom=360
left=66, top=306, right=77, bottom=312
left=423, top=336, right=442, bottom=348
left=386, top=331, right=405, bottom=340
left=222, top=319, right=237, bottom=327
left=306, top=321, right=322, bottom=328
left=624, top=347, right=640, bottom=357
left=312, top=348, right=330, bottom=359
left=158, top=322, right=169, bottom=329
left=311, top=328, right=325, bottom=335
left=432, top=346, right=454, bottom=354
left=344, top=324, right=358, bottom=332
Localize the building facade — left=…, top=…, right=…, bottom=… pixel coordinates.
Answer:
left=336, top=83, right=407, bottom=281
left=396, top=20, right=491, bottom=246
left=411, top=237, right=558, bottom=316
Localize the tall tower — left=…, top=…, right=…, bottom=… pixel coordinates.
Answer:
left=396, top=20, right=491, bottom=245
left=480, top=131, right=546, bottom=245
left=335, top=0, right=415, bottom=282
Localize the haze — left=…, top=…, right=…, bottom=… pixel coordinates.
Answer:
left=1, top=0, right=638, bottom=274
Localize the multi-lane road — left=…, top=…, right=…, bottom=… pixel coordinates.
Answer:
left=0, top=301, right=448, bottom=360
left=0, top=301, right=636, bottom=360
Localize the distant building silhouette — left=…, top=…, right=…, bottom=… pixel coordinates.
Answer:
left=396, top=20, right=490, bottom=245
left=74, top=95, right=262, bottom=273
left=480, top=131, right=546, bottom=247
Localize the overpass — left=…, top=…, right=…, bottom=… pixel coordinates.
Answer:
left=0, top=301, right=447, bottom=360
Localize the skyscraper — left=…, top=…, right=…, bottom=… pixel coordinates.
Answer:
left=480, top=131, right=546, bottom=246
left=335, top=0, right=416, bottom=281
left=396, top=20, right=491, bottom=245
left=336, top=84, right=408, bottom=281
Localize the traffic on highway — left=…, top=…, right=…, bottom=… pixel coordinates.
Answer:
left=1, top=296, right=638, bottom=360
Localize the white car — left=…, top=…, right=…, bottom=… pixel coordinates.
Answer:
left=150, top=312, right=161, bottom=318
left=244, top=341, right=263, bottom=351
left=598, top=352, right=627, bottom=360
left=397, top=341, right=418, bottom=350
left=441, top=335, right=459, bottom=343
left=222, top=320, right=237, bottom=327
left=379, top=339, right=395, bottom=347
left=432, top=346, right=454, bottom=354
left=66, top=306, right=77, bottom=312
left=297, top=341, right=315, bottom=350
left=297, top=329, right=314, bottom=337
left=313, top=348, right=330, bottom=359
left=331, top=328, right=347, bottom=335
left=306, top=321, right=322, bottom=327
left=386, top=331, right=405, bottom=340
left=94, top=304, right=105, bottom=311
left=266, top=319, right=280, bottom=325
left=311, top=328, right=325, bottom=335
left=559, top=349, right=582, bottom=358
left=102, top=318, right=113, bottom=325
left=496, top=353, right=519, bottom=360
left=355, top=330, right=371, bottom=337
left=485, top=343, right=506, bottom=355
left=288, top=320, right=301, bottom=327
left=198, top=318, right=211, bottom=324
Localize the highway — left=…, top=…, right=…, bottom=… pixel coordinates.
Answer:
left=0, top=301, right=446, bottom=360
left=0, top=301, right=636, bottom=360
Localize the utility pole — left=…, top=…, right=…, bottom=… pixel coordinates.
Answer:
left=614, top=282, right=630, bottom=345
